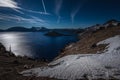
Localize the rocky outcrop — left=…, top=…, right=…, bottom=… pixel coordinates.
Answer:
left=0, top=43, right=6, bottom=54
left=0, top=43, right=15, bottom=57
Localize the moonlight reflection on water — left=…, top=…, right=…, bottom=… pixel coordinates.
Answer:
left=0, top=32, right=78, bottom=60
left=0, top=32, right=33, bottom=57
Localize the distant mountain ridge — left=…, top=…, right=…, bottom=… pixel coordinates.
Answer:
left=0, top=26, right=49, bottom=32
left=6, top=27, right=30, bottom=32
left=0, top=19, right=119, bottom=33
left=0, top=26, right=84, bottom=33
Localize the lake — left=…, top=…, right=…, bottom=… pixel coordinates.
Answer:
left=0, top=32, right=78, bottom=60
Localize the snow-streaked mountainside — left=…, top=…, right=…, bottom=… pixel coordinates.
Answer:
left=21, top=35, right=120, bottom=80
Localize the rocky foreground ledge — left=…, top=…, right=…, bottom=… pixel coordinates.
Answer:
left=0, top=43, right=57, bottom=80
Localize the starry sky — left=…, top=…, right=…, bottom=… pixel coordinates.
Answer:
left=0, top=0, right=120, bottom=29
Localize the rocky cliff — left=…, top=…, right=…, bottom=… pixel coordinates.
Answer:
left=57, top=20, right=120, bottom=58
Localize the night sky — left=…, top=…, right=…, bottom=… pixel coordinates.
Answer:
left=0, top=0, right=120, bottom=29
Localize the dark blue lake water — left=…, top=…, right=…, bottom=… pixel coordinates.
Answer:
left=0, top=32, right=78, bottom=60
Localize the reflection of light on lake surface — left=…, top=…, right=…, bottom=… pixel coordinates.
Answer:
left=0, top=32, right=78, bottom=60
left=0, top=32, right=33, bottom=57
left=1, top=34, right=18, bottom=39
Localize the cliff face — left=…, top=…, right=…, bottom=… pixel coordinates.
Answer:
left=57, top=20, right=120, bottom=58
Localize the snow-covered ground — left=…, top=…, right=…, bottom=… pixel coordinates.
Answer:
left=21, top=35, right=120, bottom=80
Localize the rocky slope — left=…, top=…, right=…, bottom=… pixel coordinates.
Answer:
left=57, top=20, right=120, bottom=58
